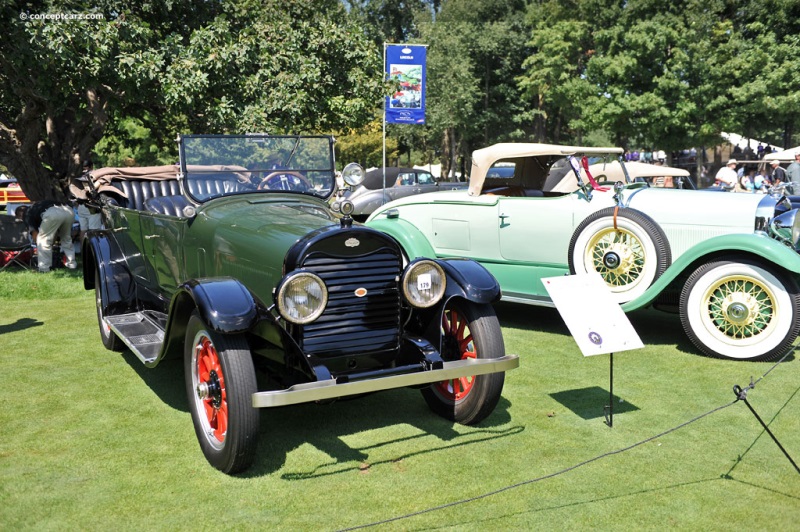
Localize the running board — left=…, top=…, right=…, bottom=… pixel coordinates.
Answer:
left=252, top=354, right=520, bottom=408
left=104, top=312, right=165, bottom=364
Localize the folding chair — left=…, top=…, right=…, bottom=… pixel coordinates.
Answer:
left=0, top=216, right=34, bottom=270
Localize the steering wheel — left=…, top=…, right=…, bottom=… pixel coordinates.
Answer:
left=258, top=171, right=312, bottom=191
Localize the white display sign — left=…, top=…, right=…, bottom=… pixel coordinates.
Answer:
left=542, top=273, right=644, bottom=356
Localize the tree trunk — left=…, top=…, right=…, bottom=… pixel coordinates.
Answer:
left=0, top=88, right=109, bottom=201
left=441, top=127, right=452, bottom=181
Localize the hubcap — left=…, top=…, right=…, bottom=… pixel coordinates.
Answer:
left=587, top=228, right=645, bottom=289
left=704, top=275, right=775, bottom=339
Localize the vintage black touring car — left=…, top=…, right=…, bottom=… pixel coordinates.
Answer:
left=78, top=134, right=518, bottom=473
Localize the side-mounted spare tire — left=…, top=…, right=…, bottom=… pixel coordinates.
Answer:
left=568, top=207, right=671, bottom=305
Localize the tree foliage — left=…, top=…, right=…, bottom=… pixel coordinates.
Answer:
left=1, top=0, right=383, bottom=200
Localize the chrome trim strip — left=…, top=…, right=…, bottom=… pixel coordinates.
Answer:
left=251, top=354, right=520, bottom=408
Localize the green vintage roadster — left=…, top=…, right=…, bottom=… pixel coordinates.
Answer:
left=367, top=143, right=800, bottom=362
left=77, top=134, right=518, bottom=473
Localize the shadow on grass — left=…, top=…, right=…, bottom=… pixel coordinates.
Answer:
left=549, top=386, right=639, bottom=420
left=0, top=317, right=43, bottom=335
left=119, top=347, right=523, bottom=478
left=120, top=349, right=187, bottom=412
left=244, top=391, right=521, bottom=479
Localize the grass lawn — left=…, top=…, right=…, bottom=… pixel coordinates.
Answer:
left=1, top=267, right=798, bottom=530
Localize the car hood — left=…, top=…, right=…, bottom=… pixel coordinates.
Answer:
left=623, top=187, right=766, bottom=229
left=195, top=197, right=339, bottom=297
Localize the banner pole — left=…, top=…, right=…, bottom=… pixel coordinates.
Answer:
left=382, top=42, right=387, bottom=207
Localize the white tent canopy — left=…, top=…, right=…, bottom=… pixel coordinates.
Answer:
left=765, top=146, right=800, bottom=161
left=721, top=132, right=780, bottom=152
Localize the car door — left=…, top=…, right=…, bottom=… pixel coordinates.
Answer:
left=139, top=212, right=185, bottom=295
left=107, top=207, right=151, bottom=284
left=498, top=196, right=587, bottom=264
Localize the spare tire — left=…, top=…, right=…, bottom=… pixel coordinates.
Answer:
left=568, top=207, right=671, bottom=304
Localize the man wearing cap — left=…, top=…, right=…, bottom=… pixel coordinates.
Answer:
left=714, top=159, right=738, bottom=190
left=770, top=160, right=787, bottom=191
left=786, top=152, right=800, bottom=194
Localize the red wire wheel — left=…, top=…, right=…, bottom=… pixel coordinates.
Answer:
left=184, top=312, right=258, bottom=473
left=435, top=308, right=477, bottom=400
left=421, top=300, right=506, bottom=425
left=194, top=336, right=228, bottom=444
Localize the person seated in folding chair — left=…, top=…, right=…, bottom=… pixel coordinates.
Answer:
left=19, top=201, right=77, bottom=272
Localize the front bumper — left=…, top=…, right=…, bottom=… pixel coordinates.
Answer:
left=252, top=354, right=519, bottom=408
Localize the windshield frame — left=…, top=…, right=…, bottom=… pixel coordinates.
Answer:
left=177, top=134, right=337, bottom=203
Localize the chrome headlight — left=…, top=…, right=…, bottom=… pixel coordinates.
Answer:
left=402, top=260, right=446, bottom=308
left=770, top=209, right=800, bottom=249
left=276, top=271, right=328, bottom=324
left=341, top=163, right=365, bottom=186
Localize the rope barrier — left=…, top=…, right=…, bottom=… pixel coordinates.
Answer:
left=339, top=350, right=798, bottom=531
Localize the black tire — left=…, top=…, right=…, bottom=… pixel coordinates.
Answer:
left=95, top=267, right=124, bottom=352
left=184, top=312, right=259, bottom=473
left=568, top=207, right=671, bottom=304
left=421, top=300, right=505, bottom=425
left=679, top=258, right=800, bottom=361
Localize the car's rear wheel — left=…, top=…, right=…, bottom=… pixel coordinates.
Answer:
left=184, top=312, right=259, bottom=474
left=421, top=300, right=505, bottom=425
left=95, top=267, right=124, bottom=352
left=680, top=258, right=800, bottom=361
left=568, top=207, right=671, bottom=304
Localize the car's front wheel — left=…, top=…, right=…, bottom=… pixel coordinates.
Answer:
left=421, top=300, right=505, bottom=425
left=184, top=312, right=259, bottom=474
left=680, top=258, right=800, bottom=361
left=568, top=207, right=671, bottom=304
left=95, top=268, right=123, bottom=352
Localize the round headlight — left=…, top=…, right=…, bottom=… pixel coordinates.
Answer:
left=276, top=271, right=328, bottom=324
left=770, top=209, right=800, bottom=249
left=342, top=162, right=365, bottom=186
left=402, top=260, right=446, bottom=308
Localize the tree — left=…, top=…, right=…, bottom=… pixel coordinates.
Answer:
left=416, top=0, right=530, bottom=178
left=1, top=0, right=384, bottom=200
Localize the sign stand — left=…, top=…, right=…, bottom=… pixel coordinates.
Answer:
left=543, top=273, right=644, bottom=427
left=604, top=353, right=614, bottom=427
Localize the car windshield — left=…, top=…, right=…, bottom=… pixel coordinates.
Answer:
left=179, top=134, right=336, bottom=202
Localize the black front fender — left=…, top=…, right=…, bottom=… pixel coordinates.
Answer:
left=176, top=278, right=258, bottom=333
left=160, top=278, right=259, bottom=362
left=438, top=257, right=501, bottom=304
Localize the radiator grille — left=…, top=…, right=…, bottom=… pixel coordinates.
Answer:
left=299, top=248, right=402, bottom=357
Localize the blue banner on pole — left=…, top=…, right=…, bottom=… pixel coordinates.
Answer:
left=385, top=44, right=426, bottom=125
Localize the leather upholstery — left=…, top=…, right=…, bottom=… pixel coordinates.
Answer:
left=185, top=177, right=251, bottom=199
left=106, top=176, right=250, bottom=211
left=112, top=179, right=182, bottom=210
left=144, top=195, right=191, bottom=217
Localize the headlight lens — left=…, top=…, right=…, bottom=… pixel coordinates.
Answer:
left=402, top=260, right=446, bottom=308
left=276, top=271, right=328, bottom=324
left=342, top=163, right=365, bottom=186
left=769, top=209, right=800, bottom=249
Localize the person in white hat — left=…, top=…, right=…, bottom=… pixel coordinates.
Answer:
left=714, top=159, right=738, bottom=190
